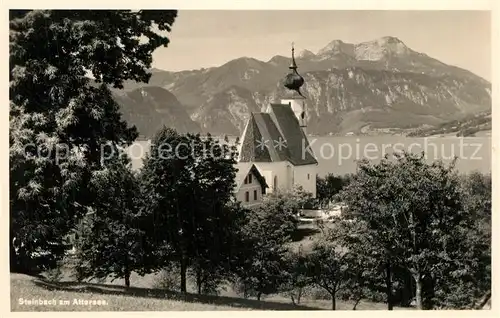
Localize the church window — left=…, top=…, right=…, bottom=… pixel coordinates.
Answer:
left=254, top=190, right=258, bottom=200
left=245, top=191, right=249, bottom=202
left=307, top=173, right=310, bottom=180
left=248, top=174, right=253, bottom=184
left=273, top=175, right=278, bottom=190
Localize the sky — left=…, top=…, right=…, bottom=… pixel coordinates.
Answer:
left=151, top=10, right=491, bottom=81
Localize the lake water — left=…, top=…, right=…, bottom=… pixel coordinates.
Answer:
left=127, top=135, right=491, bottom=176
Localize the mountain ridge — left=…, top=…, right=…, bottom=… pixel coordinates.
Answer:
left=110, top=36, right=491, bottom=138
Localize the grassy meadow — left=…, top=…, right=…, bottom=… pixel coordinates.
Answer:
left=10, top=223, right=408, bottom=311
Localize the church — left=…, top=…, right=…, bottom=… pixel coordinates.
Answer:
left=234, top=45, right=318, bottom=206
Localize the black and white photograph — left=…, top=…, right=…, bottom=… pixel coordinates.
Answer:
left=6, top=2, right=495, bottom=313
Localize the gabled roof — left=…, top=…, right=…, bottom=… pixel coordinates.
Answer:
left=234, top=162, right=268, bottom=192
left=238, top=114, right=272, bottom=162
left=268, top=104, right=317, bottom=165
left=239, top=103, right=318, bottom=166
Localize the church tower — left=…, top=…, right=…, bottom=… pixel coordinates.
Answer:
left=281, top=43, right=307, bottom=134
left=238, top=43, right=318, bottom=199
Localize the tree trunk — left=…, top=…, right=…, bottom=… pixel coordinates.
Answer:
left=124, top=271, right=131, bottom=288
left=386, top=262, right=393, bottom=310
left=257, top=292, right=262, bottom=301
left=297, top=288, right=303, bottom=304
left=476, top=292, right=491, bottom=309
left=352, top=296, right=362, bottom=310
left=414, top=273, right=423, bottom=310
left=180, top=257, right=187, bottom=293
left=196, top=267, right=202, bottom=294
left=331, top=293, right=336, bottom=310
left=10, top=240, right=18, bottom=272
left=422, top=273, right=435, bottom=309
left=401, top=271, right=413, bottom=307
left=124, top=257, right=131, bottom=288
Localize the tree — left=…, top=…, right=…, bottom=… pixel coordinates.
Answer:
left=187, top=135, right=241, bottom=295
left=280, top=247, right=312, bottom=305
left=338, top=151, right=473, bottom=309
left=9, top=10, right=177, bottom=273
left=188, top=200, right=245, bottom=295
left=139, top=128, right=238, bottom=293
left=230, top=186, right=316, bottom=301
left=460, top=171, right=491, bottom=233
left=328, top=217, right=388, bottom=310
left=430, top=171, right=491, bottom=308
left=231, top=203, right=292, bottom=300
left=304, top=238, right=350, bottom=310
left=72, top=149, right=145, bottom=287
left=264, top=185, right=312, bottom=220
left=316, top=173, right=352, bottom=207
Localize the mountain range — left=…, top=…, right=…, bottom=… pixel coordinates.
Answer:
left=110, top=36, right=491, bottom=138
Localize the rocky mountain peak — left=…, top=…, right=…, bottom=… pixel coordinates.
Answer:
left=355, top=36, right=411, bottom=60
left=298, top=49, right=316, bottom=59
left=317, top=39, right=354, bottom=56
left=267, top=55, right=289, bottom=65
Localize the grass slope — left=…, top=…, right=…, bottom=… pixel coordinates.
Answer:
left=10, top=224, right=410, bottom=311
left=11, top=273, right=293, bottom=311
left=11, top=273, right=402, bottom=311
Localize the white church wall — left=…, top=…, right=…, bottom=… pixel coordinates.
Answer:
left=293, top=164, right=317, bottom=197
left=254, top=161, right=291, bottom=193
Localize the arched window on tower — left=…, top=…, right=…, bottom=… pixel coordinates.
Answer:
left=273, top=175, right=278, bottom=192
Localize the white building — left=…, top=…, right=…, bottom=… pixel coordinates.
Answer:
left=233, top=162, right=268, bottom=207
left=235, top=44, right=318, bottom=202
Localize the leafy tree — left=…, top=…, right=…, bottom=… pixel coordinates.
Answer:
left=328, top=217, right=388, bottom=309
left=231, top=204, right=292, bottom=300
left=262, top=185, right=308, bottom=227
left=9, top=9, right=177, bottom=273
left=338, top=151, right=474, bottom=309
left=316, top=173, right=352, bottom=207
left=304, top=238, right=350, bottom=310
left=189, top=201, right=246, bottom=295
left=289, top=185, right=316, bottom=208
left=280, top=247, right=312, bottom=305
left=430, top=171, right=491, bottom=308
left=460, top=171, right=491, bottom=233
left=139, top=128, right=238, bottom=293
left=259, top=192, right=301, bottom=235
left=230, top=186, right=315, bottom=301
left=73, top=150, right=145, bottom=287
left=187, top=135, right=241, bottom=295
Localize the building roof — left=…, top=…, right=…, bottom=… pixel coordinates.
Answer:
left=239, top=103, right=318, bottom=166
left=234, top=162, right=269, bottom=192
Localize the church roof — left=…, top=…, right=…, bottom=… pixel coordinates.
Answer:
left=239, top=103, right=318, bottom=166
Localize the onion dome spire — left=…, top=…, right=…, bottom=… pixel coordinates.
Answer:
left=289, top=42, right=298, bottom=70
left=283, top=42, right=305, bottom=97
